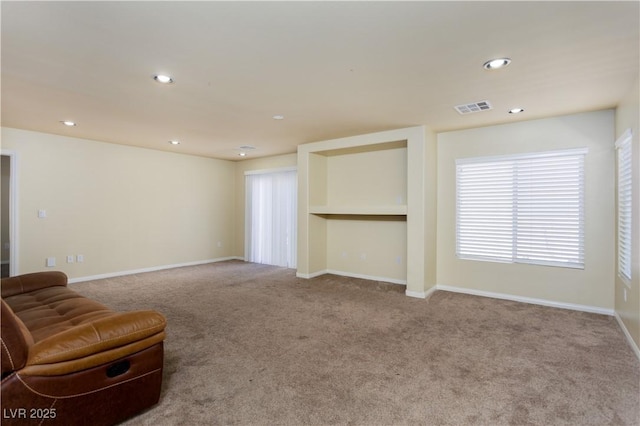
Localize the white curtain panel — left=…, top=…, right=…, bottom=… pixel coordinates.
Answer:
left=245, top=169, right=297, bottom=268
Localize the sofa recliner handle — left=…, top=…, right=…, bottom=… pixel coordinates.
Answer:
left=106, top=359, right=131, bottom=378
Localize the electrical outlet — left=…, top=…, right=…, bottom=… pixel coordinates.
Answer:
left=217, top=241, right=222, bottom=248
left=66, top=255, right=75, bottom=264
left=46, top=257, right=56, bottom=267
left=77, top=254, right=84, bottom=263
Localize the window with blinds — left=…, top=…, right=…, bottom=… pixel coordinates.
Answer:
left=456, top=148, right=587, bottom=269
left=616, top=130, right=632, bottom=282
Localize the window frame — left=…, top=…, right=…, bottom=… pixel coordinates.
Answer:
left=456, top=148, right=588, bottom=269
left=616, top=129, right=633, bottom=284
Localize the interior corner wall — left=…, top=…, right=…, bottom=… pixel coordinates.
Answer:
left=615, top=77, right=640, bottom=350
left=233, top=153, right=298, bottom=259
left=436, top=110, right=616, bottom=310
left=1, top=127, right=236, bottom=279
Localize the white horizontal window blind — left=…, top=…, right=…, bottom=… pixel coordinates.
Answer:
left=616, top=130, right=632, bottom=281
left=456, top=148, right=587, bottom=269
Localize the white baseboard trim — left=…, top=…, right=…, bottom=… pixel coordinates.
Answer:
left=405, top=290, right=426, bottom=299
left=435, top=284, right=615, bottom=316
left=424, top=285, right=439, bottom=299
left=68, top=257, right=244, bottom=284
left=296, top=270, right=328, bottom=279
left=614, top=312, right=640, bottom=361
left=406, top=285, right=439, bottom=299
left=325, top=269, right=406, bottom=285
left=296, top=269, right=406, bottom=285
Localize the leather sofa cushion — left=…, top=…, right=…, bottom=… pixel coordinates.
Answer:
left=28, top=310, right=166, bottom=366
left=3, top=285, right=166, bottom=372
left=1, top=271, right=67, bottom=298
left=21, top=334, right=165, bottom=376
left=5, top=285, right=113, bottom=343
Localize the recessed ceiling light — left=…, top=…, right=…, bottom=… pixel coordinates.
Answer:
left=239, top=152, right=247, bottom=157
left=168, top=140, right=180, bottom=145
left=61, top=120, right=76, bottom=126
left=273, top=115, right=285, bottom=120
left=508, top=108, right=525, bottom=114
left=483, top=58, right=511, bottom=70
left=154, top=74, right=174, bottom=84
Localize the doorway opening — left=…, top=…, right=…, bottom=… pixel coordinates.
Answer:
left=1, top=152, right=17, bottom=277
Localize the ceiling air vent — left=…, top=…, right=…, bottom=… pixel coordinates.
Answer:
left=454, top=100, right=493, bottom=115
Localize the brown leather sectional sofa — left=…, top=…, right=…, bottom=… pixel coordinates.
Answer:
left=1, top=271, right=167, bottom=425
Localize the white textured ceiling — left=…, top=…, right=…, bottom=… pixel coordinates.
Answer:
left=2, top=1, right=638, bottom=160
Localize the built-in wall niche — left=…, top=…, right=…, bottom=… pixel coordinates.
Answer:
left=298, top=126, right=432, bottom=296
left=308, top=140, right=407, bottom=216
left=303, top=139, right=408, bottom=283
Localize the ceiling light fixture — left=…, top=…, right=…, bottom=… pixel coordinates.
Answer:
left=168, top=140, right=180, bottom=145
left=483, top=58, right=511, bottom=70
left=61, top=120, right=77, bottom=126
left=272, top=115, right=285, bottom=120
left=239, top=152, right=247, bottom=157
left=154, top=74, right=174, bottom=84
left=508, top=108, right=525, bottom=114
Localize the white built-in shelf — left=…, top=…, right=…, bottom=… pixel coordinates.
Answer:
left=298, top=126, right=431, bottom=293
left=309, top=205, right=408, bottom=215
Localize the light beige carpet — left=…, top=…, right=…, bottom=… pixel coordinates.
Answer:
left=72, top=260, right=639, bottom=425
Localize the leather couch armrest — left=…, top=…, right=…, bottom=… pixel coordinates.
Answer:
left=1, top=271, right=68, bottom=298
left=1, top=299, right=34, bottom=375
left=27, top=310, right=166, bottom=366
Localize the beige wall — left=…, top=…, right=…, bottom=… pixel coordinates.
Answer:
left=1, top=127, right=236, bottom=279
left=326, top=147, right=407, bottom=207
left=437, top=110, right=615, bottom=310
left=615, top=77, right=640, bottom=351
left=233, top=153, right=298, bottom=258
